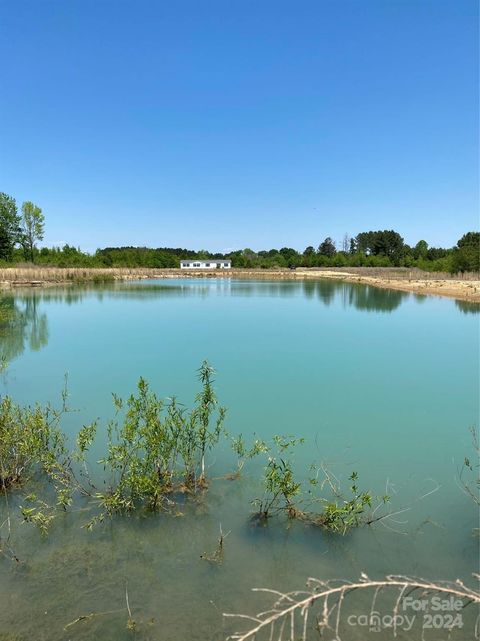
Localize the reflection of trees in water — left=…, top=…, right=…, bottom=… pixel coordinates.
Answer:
left=28, top=283, right=224, bottom=302
left=346, top=284, right=406, bottom=313
left=11, top=280, right=409, bottom=314
left=1, top=283, right=472, bottom=368
left=41, top=290, right=86, bottom=305
left=302, top=280, right=336, bottom=305
left=0, top=280, right=418, bottom=331
left=230, top=281, right=295, bottom=299
left=303, top=280, right=406, bottom=312
left=455, top=300, right=480, bottom=314
left=0, top=295, right=49, bottom=362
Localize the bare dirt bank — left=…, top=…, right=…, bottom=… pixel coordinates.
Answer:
left=0, top=266, right=478, bottom=303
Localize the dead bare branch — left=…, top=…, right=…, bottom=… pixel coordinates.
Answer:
left=224, top=574, right=480, bottom=641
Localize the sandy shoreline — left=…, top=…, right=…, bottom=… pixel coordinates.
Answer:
left=292, top=270, right=480, bottom=303
left=0, top=267, right=478, bottom=303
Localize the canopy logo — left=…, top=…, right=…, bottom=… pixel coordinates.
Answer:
left=347, top=612, right=415, bottom=633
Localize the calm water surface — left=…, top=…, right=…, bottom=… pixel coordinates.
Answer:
left=0, top=279, right=478, bottom=640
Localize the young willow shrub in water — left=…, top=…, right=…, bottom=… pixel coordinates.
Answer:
left=0, top=394, right=68, bottom=492
left=252, top=436, right=304, bottom=520
left=0, top=362, right=391, bottom=537
left=304, top=470, right=390, bottom=534
left=88, top=361, right=227, bottom=521
left=229, top=434, right=269, bottom=479
left=252, top=438, right=390, bottom=534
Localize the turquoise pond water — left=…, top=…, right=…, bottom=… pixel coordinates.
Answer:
left=0, top=278, right=478, bottom=640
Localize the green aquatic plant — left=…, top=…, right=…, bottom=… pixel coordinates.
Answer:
left=196, top=361, right=226, bottom=484
left=229, top=433, right=268, bottom=478
left=95, top=377, right=173, bottom=514
left=0, top=392, right=68, bottom=492
left=20, top=495, right=56, bottom=536
left=252, top=438, right=390, bottom=534
left=252, top=436, right=304, bottom=521
left=86, top=360, right=227, bottom=521
left=0, top=362, right=391, bottom=539
left=302, top=470, right=390, bottom=534
left=0, top=361, right=230, bottom=531
left=0, top=379, right=90, bottom=534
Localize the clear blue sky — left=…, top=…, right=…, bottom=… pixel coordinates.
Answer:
left=0, top=0, right=478, bottom=253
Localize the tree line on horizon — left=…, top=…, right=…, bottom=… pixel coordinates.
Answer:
left=0, top=192, right=478, bottom=273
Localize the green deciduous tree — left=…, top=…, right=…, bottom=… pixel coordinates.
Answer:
left=0, top=192, right=21, bottom=261
left=279, top=247, right=300, bottom=267
left=21, top=201, right=45, bottom=262
left=413, top=239, right=428, bottom=259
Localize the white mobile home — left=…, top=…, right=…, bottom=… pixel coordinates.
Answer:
left=180, top=260, right=231, bottom=269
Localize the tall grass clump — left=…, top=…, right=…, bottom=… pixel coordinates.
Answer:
left=0, top=266, right=160, bottom=284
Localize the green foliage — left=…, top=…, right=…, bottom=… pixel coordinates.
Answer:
left=196, top=361, right=225, bottom=481
left=0, top=201, right=465, bottom=273
left=90, top=361, right=227, bottom=520
left=302, top=468, right=391, bottom=533
left=230, top=434, right=268, bottom=476
left=0, top=395, right=68, bottom=492
left=20, top=496, right=56, bottom=535
left=315, top=472, right=384, bottom=533
left=252, top=439, right=390, bottom=534
left=413, top=240, right=428, bottom=260
left=0, top=367, right=389, bottom=538
left=34, top=244, right=99, bottom=267
left=0, top=362, right=230, bottom=531
left=458, top=232, right=480, bottom=251
left=265, top=457, right=301, bottom=514
left=0, top=365, right=396, bottom=539
left=0, top=195, right=474, bottom=271
left=252, top=436, right=304, bottom=519
left=0, top=193, right=21, bottom=261
left=318, top=237, right=336, bottom=257
left=355, top=230, right=405, bottom=264
left=451, top=232, right=480, bottom=273
left=21, top=201, right=45, bottom=262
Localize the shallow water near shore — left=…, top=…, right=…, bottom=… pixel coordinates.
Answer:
left=0, top=278, right=478, bottom=640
